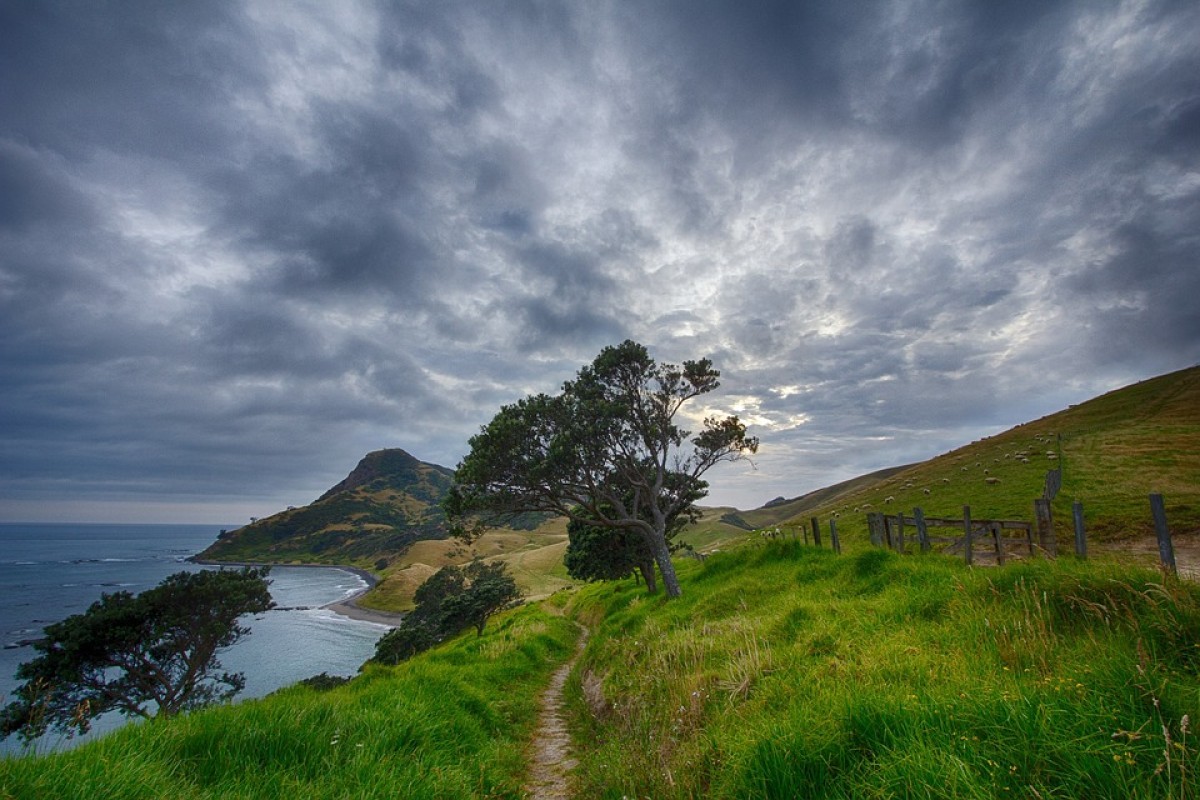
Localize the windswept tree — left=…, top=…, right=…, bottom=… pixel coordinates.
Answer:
left=0, top=568, right=273, bottom=744
left=564, top=498, right=697, bottom=593
left=447, top=340, right=758, bottom=598
left=372, top=558, right=520, bottom=664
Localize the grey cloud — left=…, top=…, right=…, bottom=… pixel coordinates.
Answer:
left=1, top=1, right=1198, bottom=519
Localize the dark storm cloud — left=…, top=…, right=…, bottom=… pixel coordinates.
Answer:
left=0, top=1, right=260, bottom=160
left=1, top=0, right=1198, bottom=520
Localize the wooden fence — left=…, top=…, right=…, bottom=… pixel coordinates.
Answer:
left=867, top=505, right=1047, bottom=566
left=759, top=493, right=1183, bottom=575
left=862, top=493, right=1182, bottom=574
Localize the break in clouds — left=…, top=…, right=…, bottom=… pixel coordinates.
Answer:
left=1, top=1, right=1198, bottom=522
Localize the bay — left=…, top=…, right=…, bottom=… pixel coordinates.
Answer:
left=0, top=523, right=389, bottom=756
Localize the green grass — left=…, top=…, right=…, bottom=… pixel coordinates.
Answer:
left=564, top=542, right=1200, bottom=799
left=763, top=365, right=1200, bottom=556
left=0, top=603, right=579, bottom=800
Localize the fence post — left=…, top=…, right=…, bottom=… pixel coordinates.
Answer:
left=1033, top=498, right=1057, bottom=557
left=895, top=512, right=906, bottom=554
left=963, top=505, right=973, bottom=565
left=884, top=515, right=893, bottom=549
left=868, top=513, right=883, bottom=547
left=811, top=517, right=822, bottom=548
left=992, top=522, right=1005, bottom=565
left=830, top=519, right=841, bottom=554
left=1073, top=501, right=1087, bottom=559
left=914, top=507, right=929, bottom=553
left=1150, top=493, right=1177, bottom=575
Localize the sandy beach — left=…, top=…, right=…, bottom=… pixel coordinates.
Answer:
left=190, top=558, right=405, bottom=628
left=323, top=593, right=405, bottom=627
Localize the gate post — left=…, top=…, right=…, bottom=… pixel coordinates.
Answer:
left=1033, top=498, right=1056, bottom=557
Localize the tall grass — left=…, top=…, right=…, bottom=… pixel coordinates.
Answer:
left=0, top=604, right=578, bottom=800
left=565, top=541, right=1200, bottom=798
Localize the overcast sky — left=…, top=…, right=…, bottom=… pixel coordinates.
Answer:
left=2, top=1, right=1198, bottom=524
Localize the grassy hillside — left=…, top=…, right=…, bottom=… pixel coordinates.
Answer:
left=6, top=366, right=1197, bottom=798
left=564, top=542, right=1200, bottom=798
left=358, top=520, right=576, bottom=613
left=0, top=603, right=579, bottom=799
left=198, top=449, right=456, bottom=568
left=763, top=365, right=1200, bottom=561
left=194, top=447, right=578, bottom=613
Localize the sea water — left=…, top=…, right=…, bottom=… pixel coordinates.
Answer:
left=0, top=523, right=390, bottom=756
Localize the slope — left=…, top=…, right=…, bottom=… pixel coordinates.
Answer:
left=763, top=364, right=1200, bottom=557
left=197, top=448, right=456, bottom=567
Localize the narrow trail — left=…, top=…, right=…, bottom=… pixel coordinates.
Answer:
left=523, top=624, right=589, bottom=800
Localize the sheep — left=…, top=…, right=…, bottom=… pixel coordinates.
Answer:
left=923, top=488, right=931, bottom=495
left=884, top=496, right=894, bottom=504
left=985, top=476, right=1001, bottom=485
left=942, top=478, right=951, bottom=483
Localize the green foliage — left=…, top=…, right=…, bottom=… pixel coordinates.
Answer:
left=564, top=543, right=1200, bottom=798
left=372, top=559, right=520, bottom=664
left=0, top=606, right=579, bottom=800
left=441, top=560, right=523, bottom=636
left=296, top=673, right=350, bottom=692
left=565, top=517, right=652, bottom=583
left=448, top=339, right=758, bottom=598
left=1, top=568, right=273, bottom=744
left=198, top=449, right=454, bottom=566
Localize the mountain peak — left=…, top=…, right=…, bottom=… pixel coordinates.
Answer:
left=317, top=448, right=435, bottom=501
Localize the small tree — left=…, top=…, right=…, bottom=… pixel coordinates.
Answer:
left=441, top=559, right=521, bottom=636
left=447, top=340, right=757, bottom=598
left=1, top=568, right=273, bottom=744
left=372, top=559, right=520, bottom=664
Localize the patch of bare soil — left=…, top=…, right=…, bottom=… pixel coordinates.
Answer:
left=524, top=624, right=589, bottom=800
left=1095, top=533, right=1200, bottom=581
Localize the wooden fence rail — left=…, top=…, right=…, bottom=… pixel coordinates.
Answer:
left=868, top=506, right=1040, bottom=565
left=755, top=494, right=1181, bottom=576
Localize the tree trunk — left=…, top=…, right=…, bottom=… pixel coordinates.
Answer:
left=638, top=558, right=658, bottom=594
left=648, top=529, right=682, bottom=598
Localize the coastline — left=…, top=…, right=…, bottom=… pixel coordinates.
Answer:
left=189, top=558, right=405, bottom=628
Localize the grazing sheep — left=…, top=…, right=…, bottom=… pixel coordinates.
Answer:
left=1020, top=458, right=1030, bottom=464
left=923, top=488, right=931, bottom=495
left=985, top=477, right=1001, bottom=485
left=884, top=496, right=894, bottom=504
left=862, top=503, right=872, bottom=509
left=942, top=478, right=950, bottom=483
left=1047, top=453, right=1058, bottom=460
left=983, top=468, right=990, bottom=475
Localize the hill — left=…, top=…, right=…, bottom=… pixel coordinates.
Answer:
left=196, top=447, right=577, bottom=611
left=197, top=448, right=456, bottom=566
left=761, top=364, right=1200, bottom=564
left=8, top=541, right=1198, bottom=798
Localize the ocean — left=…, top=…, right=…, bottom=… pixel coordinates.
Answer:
left=0, top=523, right=391, bottom=756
